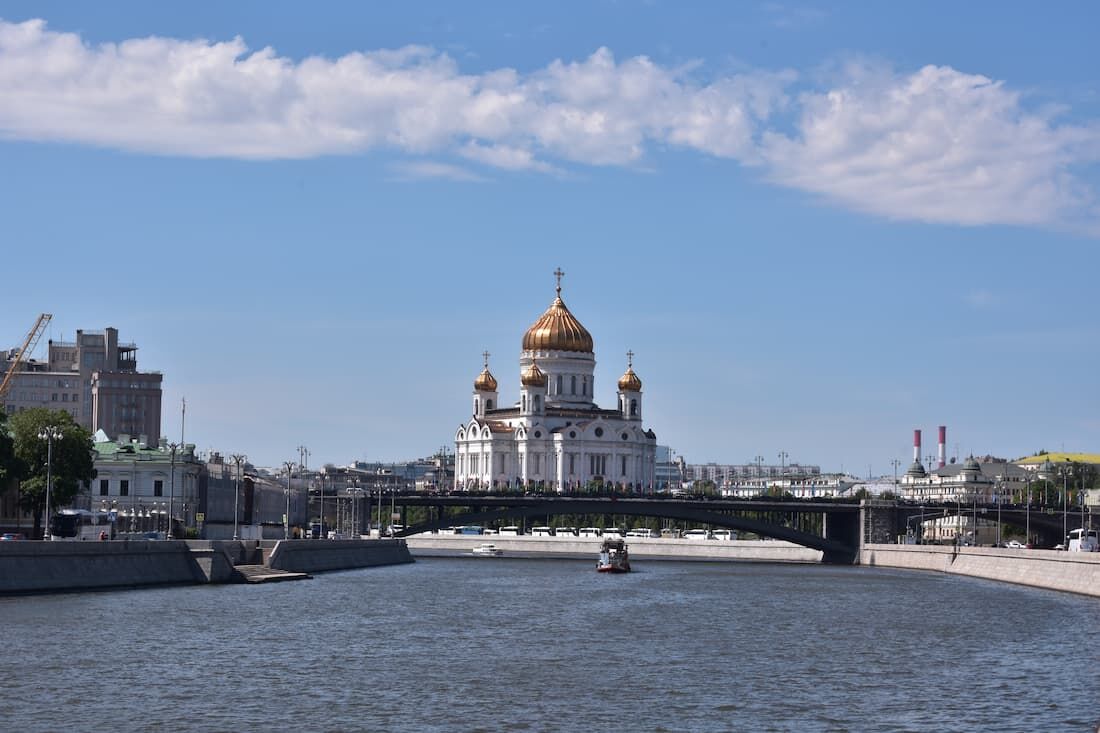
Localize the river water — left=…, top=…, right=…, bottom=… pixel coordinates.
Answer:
left=2, top=558, right=1098, bottom=732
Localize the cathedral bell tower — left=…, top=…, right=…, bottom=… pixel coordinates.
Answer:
left=520, top=360, right=547, bottom=417
left=617, top=350, right=643, bottom=421
left=472, top=351, right=498, bottom=418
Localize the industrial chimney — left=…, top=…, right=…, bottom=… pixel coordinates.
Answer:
left=938, top=426, right=946, bottom=469
left=913, top=429, right=922, bottom=465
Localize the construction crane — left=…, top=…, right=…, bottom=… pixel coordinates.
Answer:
left=0, top=313, right=53, bottom=405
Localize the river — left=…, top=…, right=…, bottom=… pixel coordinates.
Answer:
left=2, top=558, right=1097, bottom=732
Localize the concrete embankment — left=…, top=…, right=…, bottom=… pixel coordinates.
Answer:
left=406, top=535, right=822, bottom=563
left=0, top=540, right=216, bottom=594
left=860, top=544, right=1100, bottom=598
left=268, top=539, right=413, bottom=573
left=0, top=538, right=413, bottom=595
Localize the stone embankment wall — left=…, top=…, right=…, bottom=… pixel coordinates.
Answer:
left=406, top=535, right=822, bottom=563
left=267, top=539, right=413, bottom=573
left=860, top=544, right=1100, bottom=598
left=0, top=540, right=214, bottom=594
left=0, top=538, right=412, bottom=595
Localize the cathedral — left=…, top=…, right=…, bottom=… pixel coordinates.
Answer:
left=454, top=270, right=658, bottom=492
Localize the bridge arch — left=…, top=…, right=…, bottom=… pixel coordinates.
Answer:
left=397, top=499, right=857, bottom=563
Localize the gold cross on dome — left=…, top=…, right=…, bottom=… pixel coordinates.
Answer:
left=626, top=350, right=634, bottom=368
left=553, top=267, right=565, bottom=294
left=482, top=351, right=490, bottom=369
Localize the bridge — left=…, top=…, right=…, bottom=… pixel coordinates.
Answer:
left=390, top=496, right=863, bottom=564
left=385, top=495, right=1092, bottom=563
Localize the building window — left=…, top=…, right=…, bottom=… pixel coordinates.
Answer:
left=154, top=480, right=163, bottom=497
left=571, top=375, right=576, bottom=394
left=99, top=479, right=108, bottom=496
left=119, top=480, right=129, bottom=497
left=556, top=375, right=562, bottom=394
left=621, top=456, right=627, bottom=476
left=486, top=399, right=493, bottom=410
left=630, top=399, right=638, bottom=416
left=569, top=454, right=575, bottom=474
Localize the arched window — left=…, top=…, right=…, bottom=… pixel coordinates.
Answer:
left=534, top=395, right=541, bottom=412
left=571, top=375, right=577, bottom=394
left=630, top=399, right=638, bottom=416
left=473, top=397, right=479, bottom=414
left=583, top=377, right=588, bottom=396
left=522, top=394, right=527, bottom=412
left=486, top=399, right=494, bottom=410
left=556, top=375, right=562, bottom=394
left=619, top=397, right=624, bottom=412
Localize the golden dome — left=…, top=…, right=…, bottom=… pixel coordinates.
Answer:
left=618, top=367, right=642, bottom=392
left=520, top=361, right=548, bottom=388
left=474, top=368, right=498, bottom=392
left=522, top=278, right=593, bottom=353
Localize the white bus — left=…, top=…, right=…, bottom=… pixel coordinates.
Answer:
left=1067, top=528, right=1099, bottom=552
left=498, top=526, right=522, bottom=536
left=530, top=526, right=554, bottom=537
left=578, top=527, right=602, bottom=538
left=683, top=528, right=713, bottom=541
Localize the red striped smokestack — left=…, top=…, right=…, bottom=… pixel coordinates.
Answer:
left=938, top=426, right=946, bottom=468
left=913, top=429, right=922, bottom=464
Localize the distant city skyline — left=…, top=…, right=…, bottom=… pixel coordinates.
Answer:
left=1, top=3, right=1097, bottom=472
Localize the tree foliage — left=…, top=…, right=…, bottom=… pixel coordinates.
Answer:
left=0, top=409, right=17, bottom=485
left=9, top=408, right=96, bottom=522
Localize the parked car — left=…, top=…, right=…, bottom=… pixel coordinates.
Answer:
left=1, top=532, right=26, bottom=541
left=1005, top=540, right=1024, bottom=549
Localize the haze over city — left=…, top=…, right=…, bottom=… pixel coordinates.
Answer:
left=1, top=1, right=1097, bottom=471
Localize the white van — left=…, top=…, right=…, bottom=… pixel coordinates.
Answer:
left=711, top=529, right=735, bottom=540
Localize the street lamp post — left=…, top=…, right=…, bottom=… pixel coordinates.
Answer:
left=891, top=459, right=901, bottom=497
left=37, top=426, right=63, bottom=540
left=297, top=445, right=310, bottom=534
left=778, top=451, right=788, bottom=475
left=230, top=454, right=246, bottom=541
left=283, top=461, right=295, bottom=540
left=1062, top=467, right=1069, bottom=548
left=167, top=443, right=179, bottom=539
left=1025, top=472, right=1032, bottom=546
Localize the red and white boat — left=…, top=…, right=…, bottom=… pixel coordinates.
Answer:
left=596, top=538, right=631, bottom=573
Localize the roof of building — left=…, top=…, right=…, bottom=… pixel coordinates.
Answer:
left=522, top=286, right=593, bottom=353
left=1015, top=452, right=1100, bottom=465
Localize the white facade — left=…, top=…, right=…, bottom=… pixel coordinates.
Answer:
left=455, top=278, right=657, bottom=492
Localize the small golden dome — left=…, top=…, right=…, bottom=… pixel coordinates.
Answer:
left=521, top=361, right=548, bottom=388
left=618, top=367, right=642, bottom=392
left=522, top=279, right=593, bottom=353
left=474, top=368, right=498, bottom=392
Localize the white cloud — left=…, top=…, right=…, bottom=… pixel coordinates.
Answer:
left=0, top=18, right=1098, bottom=233
left=388, top=161, right=487, bottom=182
left=759, top=63, right=1100, bottom=230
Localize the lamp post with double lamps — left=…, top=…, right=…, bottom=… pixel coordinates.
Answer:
left=37, top=426, right=63, bottom=540
left=230, top=454, right=246, bottom=541
left=167, top=443, right=179, bottom=539
left=283, top=461, right=296, bottom=539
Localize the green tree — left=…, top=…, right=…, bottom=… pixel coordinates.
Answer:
left=9, top=408, right=96, bottom=538
left=0, top=409, right=17, bottom=484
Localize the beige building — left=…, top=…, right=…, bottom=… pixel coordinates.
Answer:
left=1, top=326, right=162, bottom=442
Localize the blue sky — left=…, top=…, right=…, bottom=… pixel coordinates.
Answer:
left=1, top=2, right=1097, bottom=473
